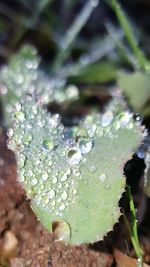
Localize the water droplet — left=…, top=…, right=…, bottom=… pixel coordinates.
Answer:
left=18, top=156, right=26, bottom=168
left=51, top=200, right=55, bottom=206
left=27, top=170, right=33, bottom=177
left=41, top=172, right=48, bottom=181
left=57, top=198, right=61, bottom=203
left=61, top=174, right=68, bottom=182
left=96, top=127, right=103, bottom=137
left=76, top=128, right=88, bottom=138
left=42, top=138, right=55, bottom=151
left=44, top=198, right=49, bottom=204
left=61, top=191, right=68, bottom=200
left=34, top=159, right=40, bottom=166
left=89, top=165, right=97, bottom=172
left=14, top=111, right=25, bottom=122
left=113, top=120, right=121, bottom=130
left=84, top=115, right=94, bottom=125
left=137, top=147, right=145, bottom=159
left=32, top=105, right=38, bottom=115
left=52, top=220, right=71, bottom=243
left=67, top=148, right=82, bottom=165
left=78, top=138, right=93, bottom=154
left=101, top=111, right=113, bottom=127
left=73, top=189, right=78, bottom=195
left=52, top=177, right=57, bottom=184
left=59, top=203, right=66, bottom=211
left=65, top=85, right=79, bottom=100
left=88, top=124, right=97, bottom=138
left=66, top=169, right=71, bottom=175
left=119, top=111, right=132, bottom=127
left=58, top=183, right=62, bottom=189
left=31, top=178, right=38, bottom=185
left=65, top=183, right=69, bottom=188
left=15, top=103, right=21, bottom=111
left=47, top=189, right=55, bottom=199
left=7, top=128, right=13, bottom=137
left=24, top=134, right=33, bottom=145
left=73, top=168, right=80, bottom=177
left=99, top=173, right=107, bottom=182
left=19, top=173, right=25, bottom=182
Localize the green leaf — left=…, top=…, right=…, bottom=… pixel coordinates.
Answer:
left=8, top=99, right=143, bottom=245
left=70, top=61, right=117, bottom=84
left=118, top=72, right=150, bottom=116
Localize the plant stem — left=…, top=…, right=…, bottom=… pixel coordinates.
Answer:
left=52, top=0, right=99, bottom=73
left=125, top=185, right=143, bottom=267
left=108, top=0, right=150, bottom=72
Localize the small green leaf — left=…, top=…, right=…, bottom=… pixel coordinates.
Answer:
left=118, top=72, right=150, bottom=116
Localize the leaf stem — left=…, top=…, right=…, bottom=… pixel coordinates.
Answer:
left=125, top=185, right=143, bottom=267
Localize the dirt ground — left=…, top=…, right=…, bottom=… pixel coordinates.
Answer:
left=0, top=131, right=150, bottom=267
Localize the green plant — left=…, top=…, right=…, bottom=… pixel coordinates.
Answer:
left=7, top=97, right=143, bottom=245
left=0, top=0, right=149, bottom=253
left=0, top=45, right=79, bottom=126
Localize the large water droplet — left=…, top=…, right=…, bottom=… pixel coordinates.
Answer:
left=101, top=111, right=113, bottom=127
left=42, top=138, right=55, bottom=151
left=52, top=220, right=71, bottom=243
left=67, top=148, right=82, bottom=165
left=78, top=138, right=93, bottom=154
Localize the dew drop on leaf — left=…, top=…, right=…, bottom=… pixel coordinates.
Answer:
left=101, top=111, right=113, bottom=127
left=78, top=138, right=93, bottom=154
left=67, top=148, right=82, bottom=165
left=42, top=138, right=55, bottom=151
left=14, top=111, right=25, bottom=122
left=99, top=173, right=107, bottom=183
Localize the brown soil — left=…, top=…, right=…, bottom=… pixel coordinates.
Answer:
left=0, top=131, right=150, bottom=267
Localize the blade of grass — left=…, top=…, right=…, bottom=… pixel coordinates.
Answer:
left=52, top=0, right=99, bottom=73
left=107, top=0, right=150, bottom=72
left=124, top=185, right=143, bottom=267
